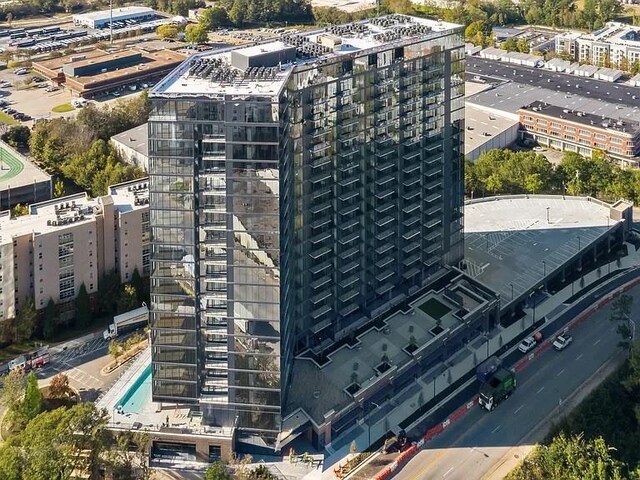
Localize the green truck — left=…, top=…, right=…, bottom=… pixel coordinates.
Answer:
left=478, top=368, right=517, bottom=411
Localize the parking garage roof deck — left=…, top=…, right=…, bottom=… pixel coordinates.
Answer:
left=520, top=102, right=640, bottom=136
left=152, top=15, right=461, bottom=97
left=463, top=195, right=628, bottom=306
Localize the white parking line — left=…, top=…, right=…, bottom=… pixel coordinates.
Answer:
left=536, top=386, right=545, bottom=394
left=443, top=467, right=455, bottom=477
left=556, top=369, right=565, bottom=377
left=594, top=339, right=601, bottom=346
left=576, top=354, right=583, bottom=360
left=514, top=405, right=524, bottom=414
left=492, top=425, right=501, bottom=433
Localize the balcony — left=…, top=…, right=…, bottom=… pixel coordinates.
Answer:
left=309, top=246, right=332, bottom=260
left=375, top=243, right=394, bottom=255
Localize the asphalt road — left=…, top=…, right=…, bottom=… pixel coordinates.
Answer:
left=392, top=285, right=637, bottom=480
left=465, top=57, right=640, bottom=109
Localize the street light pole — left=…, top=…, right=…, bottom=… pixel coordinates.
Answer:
left=542, top=260, right=546, bottom=278
left=510, top=283, right=514, bottom=300
left=546, top=207, right=550, bottom=224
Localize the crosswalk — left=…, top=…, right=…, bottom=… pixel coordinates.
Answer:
left=52, top=337, right=107, bottom=364
left=44, top=363, right=103, bottom=390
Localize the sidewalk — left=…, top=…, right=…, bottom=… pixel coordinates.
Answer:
left=320, top=243, right=640, bottom=478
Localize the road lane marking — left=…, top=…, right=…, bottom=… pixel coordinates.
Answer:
left=556, top=369, right=565, bottom=377
left=594, top=339, right=601, bottom=346
left=576, top=354, right=583, bottom=360
left=492, top=425, right=501, bottom=433
left=536, top=386, right=545, bottom=394
left=411, top=450, right=449, bottom=479
left=514, top=405, right=524, bottom=414
left=443, top=467, right=455, bottom=477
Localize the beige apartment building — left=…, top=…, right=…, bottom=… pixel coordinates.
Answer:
left=0, top=178, right=149, bottom=322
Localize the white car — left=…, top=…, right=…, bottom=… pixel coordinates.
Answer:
left=518, top=336, right=537, bottom=353
left=533, top=146, right=546, bottom=152
left=553, top=334, right=573, bottom=351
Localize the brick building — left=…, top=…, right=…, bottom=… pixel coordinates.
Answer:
left=518, top=102, right=640, bottom=166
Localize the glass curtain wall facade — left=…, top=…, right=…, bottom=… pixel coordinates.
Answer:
left=149, top=97, right=286, bottom=444
left=149, top=19, right=464, bottom=448
left=289, top=28, right=465, bottom=353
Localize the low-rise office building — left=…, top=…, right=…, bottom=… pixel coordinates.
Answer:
left=518, top=102, right=640, bottom=165
left=0, top=178, right=149, bottom=322
left=33, top=48, right=186, bottom=98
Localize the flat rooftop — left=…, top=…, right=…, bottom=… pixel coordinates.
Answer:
left=466, top=81, right=640, bottom=126
left=108, top=178, right=149, bottom=213
left=286, top=271, right=497, bottom=425
left=152, top=15, right=461, bottom=98
left=465, top=57, right=640, bottom=110
left=73, top=6, right=154, bottom=22
left=464, top=196, right=623, bottom=304
left=0, top=143, right=51, bottom=191
left=520, top=101, right=640, bottom=136
left=111, top=123, right=149, bottom=159
left=465, top=104, right=519, bottom=157
left=0, top=192, right=101, bottom=242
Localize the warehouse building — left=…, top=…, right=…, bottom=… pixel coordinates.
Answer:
left=73, top=6, right=155, bottom=29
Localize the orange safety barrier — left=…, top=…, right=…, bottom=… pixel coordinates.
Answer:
left=370, top=273, right=640, bottom=480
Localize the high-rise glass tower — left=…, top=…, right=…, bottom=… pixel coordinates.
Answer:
left=148, top=14, right=464, bottom=448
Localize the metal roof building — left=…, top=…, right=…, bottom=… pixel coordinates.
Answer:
left=72, top=6, right=155, bottom=29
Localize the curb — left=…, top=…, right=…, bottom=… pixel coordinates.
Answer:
left=371, top=274, right=640, bottom=480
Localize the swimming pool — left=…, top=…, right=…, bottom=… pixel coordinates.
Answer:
left=117, top=364, right=152, bottom=414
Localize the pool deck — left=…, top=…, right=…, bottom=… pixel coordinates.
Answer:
left=97, top=347, right=233, bottom=441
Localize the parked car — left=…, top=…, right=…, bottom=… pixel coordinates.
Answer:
left=14, top=68, right=29, bottom=75
left=45, top=85, right=59, bottom=92
left=518, top=336, right=537, bottom=354
left=553, top=334, right=573, bottom=351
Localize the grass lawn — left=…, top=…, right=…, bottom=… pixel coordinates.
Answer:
left=0, top=111, right=18, bottom=126
left=418, top=298, right=452, bottom=320
left=51, top=103, right=74, bottom=113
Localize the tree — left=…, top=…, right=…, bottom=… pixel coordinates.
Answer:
left=21, top=372, right=43, bottom=423
left=48, top=373, right=71, bottom=399
left=156, top=24, right=179, bottom=39
left=0, top=371, right=26, bottom=422
left=11, top=203, right=29, bottom=218
left=43, top=298, right=56, bottom=340
left=0, top=445, right=21, bottom=480
left=109, top=340, right=123, bottom=365
left=53, top=177, right=66, bottom=198
left=1, top=125, right=30, bottom=148
left=205, top=461, right=231, bottom=480
left=130, top=267, right=148, bottom=305
left=507, top=433, right=625, bottom=480
left=228, top=0, right=248, bottom=26
left=185, top=23, right=209, bottom=44
left=15, top=297, right=38, bottom=343
left=199, top=6, right=229, bottom=30
left=117, top=283, right=139, bottom=314
left=75, top=283, right=91, bottom=330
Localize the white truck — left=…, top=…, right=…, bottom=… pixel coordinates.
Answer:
left=103, top=305, right=149, bottom=341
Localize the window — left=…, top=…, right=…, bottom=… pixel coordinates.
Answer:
left=610, top=137, right=622, bottom=144
left=551, top=122, right=561, bottom=128
left=565, top=126, right=576, bottom=133
left=564, top=135, right=575, bottom=141
left=594, top=133, right=606, bottom=140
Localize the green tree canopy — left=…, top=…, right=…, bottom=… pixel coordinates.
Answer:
left=185, top=23, right=209, bottom=44
left=508, top=433, right=625, bottom=480
left=21, top=372, right=43, bottom=423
